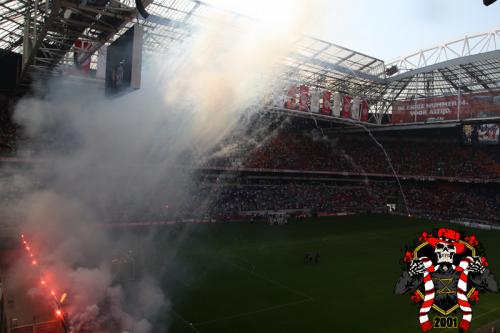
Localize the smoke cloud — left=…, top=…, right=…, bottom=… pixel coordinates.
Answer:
left=1, top=1, right=327, bottom=332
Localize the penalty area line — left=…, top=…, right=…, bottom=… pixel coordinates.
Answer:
left=193, top=297, right=313, bottom=326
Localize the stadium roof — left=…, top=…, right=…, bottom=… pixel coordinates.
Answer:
left=384, top=29, right=500, bottom=101
left=1, top=0, right=500, bottom=123
left=0, top=0, right=144, bottom=80
left=0, top=0, right=387, bottom=92
left=279, top=35, right=386, bottom=101
left=0, top=0, right=208, bottom=82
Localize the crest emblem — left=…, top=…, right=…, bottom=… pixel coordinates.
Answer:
left=395, top=228, right=498, bottom=331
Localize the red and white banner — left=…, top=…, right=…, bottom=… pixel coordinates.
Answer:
left=299, top=85, right=309, bottom=111
left=361, top=100, right=369, bottom=121
left=351, top=97, right=361, bottom=120
left=333, top=92, right=342, bottom=117
left=273, top=91, right=286, bottom=109
left=285, top=85, right=297, bottom=110
left=74, top=39, right=92, bottom=73
left=321, top=90, right=332, bottom=115
left=392, top=92, right=500, bottom=123
left=342, top=95, right=352, bottom=118
left=310, top=89, right=320, bottom=113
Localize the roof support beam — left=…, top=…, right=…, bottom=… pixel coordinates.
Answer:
left=387, top=49, right=500, bottom=82
left=290, top=52, right=385, bottom=84
left=459, top=63, right=491, bottom=90
left=20, top=0, right=61, bottom=80
left=147, top=14, right=190, bottom=30
left=76, top=0, right=154, bottom=65
left=358, top=58, right=378, bottom=71
left=59, top=0, right=131, bottom=19
left=334, top=52, right=355, bottom=65
left=436, top=68, right=461, bottom=91
left=309, top=43, right=330, bottom=59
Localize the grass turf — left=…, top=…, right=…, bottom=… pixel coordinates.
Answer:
left=127, top=214, right=500, bottom=333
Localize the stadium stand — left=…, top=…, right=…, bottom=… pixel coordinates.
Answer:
left=402, top=182, right=500, bottom=223
left=240, top=131, right=500, bottom=179
left=155, top=180, right=498, bottom=224
left=1, top=120, right=499, bottom=224
left=206, top=122, right=497, bottom=176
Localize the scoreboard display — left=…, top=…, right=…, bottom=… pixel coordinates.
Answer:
left=105, top=24, right=143, bottom=97
left=463, top=123, right=500, bottom=145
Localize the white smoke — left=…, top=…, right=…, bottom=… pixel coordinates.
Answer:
left=2, top=1, right=327, bottom=332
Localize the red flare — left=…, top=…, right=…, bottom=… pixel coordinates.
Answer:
left=55, top=309, right=62, bottom=317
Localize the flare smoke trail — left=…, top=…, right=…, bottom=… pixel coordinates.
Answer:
left=1, top=1, right=327, bottom=332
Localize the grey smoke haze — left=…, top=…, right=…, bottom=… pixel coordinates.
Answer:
left=2, top=2, right=328, bottom=332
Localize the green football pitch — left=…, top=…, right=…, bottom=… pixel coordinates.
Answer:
left=128, top=214, right=500, bottom=333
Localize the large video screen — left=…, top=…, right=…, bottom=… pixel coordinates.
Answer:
left=105, top=24, right=143, bottom=97
left=463, top=123, right=500, bottom=145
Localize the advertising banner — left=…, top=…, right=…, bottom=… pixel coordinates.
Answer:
left=392, top=92, right=500, bottom=123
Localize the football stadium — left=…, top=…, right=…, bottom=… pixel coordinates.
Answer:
left=0, top=0, right=500, bottom=332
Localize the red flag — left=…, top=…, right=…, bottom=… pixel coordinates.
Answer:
left=361, top=100, right=369, bottom=121
left=299, top=85, right=309, bottom=112
left=285, top=85, right=297, bottom=109
left=320, top=90, right=332, bottom=115
left=74, top=39, right=92, bottom=74
left=342, top=95, right=352, bottom=118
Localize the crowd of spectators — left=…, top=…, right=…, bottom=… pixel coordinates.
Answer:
left=205, top=130, right=500, bottom=179
left=196, top=181, right=499, bottom=224
left=199, top=128, right=500, bottom=222
left=403, top=182, right=500, bottom=223
left=2, top=115, right=499, bottom=224
left=0, top=166, right=498, bottom=223
left=206, top=183, right=394, bottom=217
left=172, top=180, right=498, bottom=224
left=119, top=178, right=497, bottom=224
